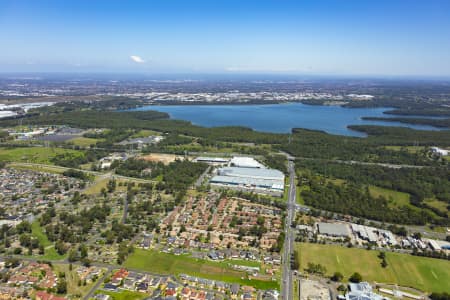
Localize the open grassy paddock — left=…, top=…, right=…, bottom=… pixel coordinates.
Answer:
left=297, top=243, right=450, bottom=293
left=368, top=185, right=412, bottom=209
left=53, top=263, right=101, bottom=297
left=68, top=136, right=101, bottom=147
left=0, top=147, right=83, bottom=164
left=131, top=129, right=161, bottom=138
left=30, top=221, right=66, bottom=260
left=124, top=248, right=279, bottom=290
left=424, top=197, right=450, bottom=217
left=8, top=162, right=65, bottom=174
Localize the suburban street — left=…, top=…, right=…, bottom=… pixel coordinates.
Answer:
left=282, top=158, right=296, bottom=300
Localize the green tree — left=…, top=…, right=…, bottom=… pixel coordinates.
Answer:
left=56, top=279, right=67, bottom=294
left=349, top=272, right=363, bottom=283
left=331, top=272, right=344, bottom=282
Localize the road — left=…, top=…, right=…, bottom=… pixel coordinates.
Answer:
left=282, top=158, right=296, bottom=300
left=194, top=165, right=211, bottom=188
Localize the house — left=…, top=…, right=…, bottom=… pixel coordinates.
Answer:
left=94, top=294, right=111, bottom=300
left=123, top=278, right=135, bottom=290
left=430, top=147, right=449, bottom=156
left=230, top=283, right=240, bottom=295
left=35, top=291, right=67, bottom=300
left=137, top=282, right=149, bottom=292
left=103, top=283, right=119, bottom=292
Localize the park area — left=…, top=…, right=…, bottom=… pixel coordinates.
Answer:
left=124, top=249, right=279, bottom=290
left=297, top=243, right=450, bottom=293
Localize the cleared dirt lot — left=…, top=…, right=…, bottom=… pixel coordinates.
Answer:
left=139, top=153, right=187, bottom=164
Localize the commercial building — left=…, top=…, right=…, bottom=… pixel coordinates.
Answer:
left=217, top=167, right=284, bottom=181
left=317, top=222, right=351, bottom=238
left=193, top=157, right=230, bottom=165
left=430, top=147, right=449, bottom=156
left=230, top=157, right=265, bottom=168
left=210, top=157, right=285, bottom=196
left=118, top=136, right=163, bottom=149
left=346, top=282, right=388, bottom=300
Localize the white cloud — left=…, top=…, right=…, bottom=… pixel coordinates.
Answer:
left=130, top=55, right=145, bottom=64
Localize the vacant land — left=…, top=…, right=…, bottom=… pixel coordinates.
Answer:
left=95, top=290, right=148, bottom=300
left=8, top=162, right=65, bottom=174
left=384, top=146, right=425, bottom=153
left=297, top=243, right=450, bottom=293
left=424, top=198, right=450, bottom=216
left=368, top=185, right=412, bottom=208
left=53, top=264, right=100, bottom=297
left=69, top=136, right=100, bottom=147
left=0, top=147, right=82, bottom=164
left=31, top=221, right=66, bottom=260
left=131, top=129, right=161, bottom=138
left=124, top=249, right=278, bottom=290
left=83, top=177, right=110, bottom=195
left=139, top=153, right=184, bottom=165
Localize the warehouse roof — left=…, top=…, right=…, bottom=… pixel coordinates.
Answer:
left=195, top=157, right=230, bottom=163
left=210, top=175, right=284, bottom=191
left=230, top=157, right=265, bottom=168
left=217, top=167, right=285, bottom=181
left=317, top=222, right=351, bottom=237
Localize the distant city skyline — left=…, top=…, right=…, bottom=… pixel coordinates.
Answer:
left=1, top=0, right=450, bottom=77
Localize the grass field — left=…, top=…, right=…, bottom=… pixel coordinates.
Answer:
left=368, top=185, right=412, bottom=208
left=424, top=197, right=449, bottom=216
left=124, top=249, right=279, bottom=290
left=296, top=185, right=308, bottom=205
left=95, top=290, right=148, bottom=300
left=384, top=146, right=425, bottom=153
left=83, top=177, right=110, bottom=195
left=54, top=264, right=100, bottom=297
left=297, top=243, right=450, bottom=293
left=0, top=147, right=83, bottom=164
left=69, top=136, right=100, bottom=147
left=31, top=221, right=66, bottom=260
left=8, top=162, right=65, bottom=174
left=131, top=129, right=161, bottom=138
left=84, top=177, right=131, bottom=195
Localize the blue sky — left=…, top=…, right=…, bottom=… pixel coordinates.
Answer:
left=1, top=0, right=450, bottom=76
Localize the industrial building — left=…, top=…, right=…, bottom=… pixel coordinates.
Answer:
left=317, top=222, right=351, bottom=238
left=118, top=136, right=163, bottom=148
left=230, top=156, right=265, bottom=168
left=209, top=157, right=285, bottom=197
left=346, top=282, right=388, bottom=300
left=193, top=157, right=230, bottom=166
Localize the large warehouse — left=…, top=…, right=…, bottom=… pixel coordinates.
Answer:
left=210, top=157, right=285, bottom=196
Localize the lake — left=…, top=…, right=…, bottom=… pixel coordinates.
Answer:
left=127, top=103, right=443, bottom=137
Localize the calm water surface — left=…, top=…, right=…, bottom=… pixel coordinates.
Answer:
left=128, top=103, right=443, bottom=137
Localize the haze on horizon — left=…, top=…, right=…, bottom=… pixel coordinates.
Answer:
left=1, top=0, right=450, bottom=78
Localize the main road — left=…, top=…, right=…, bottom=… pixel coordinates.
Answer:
left=282, top=157, right=296, bottom=300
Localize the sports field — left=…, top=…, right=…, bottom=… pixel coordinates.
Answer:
left=297, top=243, right=450, bottom=293
left=124, top=248, right=278, bottom=290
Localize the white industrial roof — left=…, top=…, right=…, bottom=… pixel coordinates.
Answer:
left=195, top=157, right=230, bottom=163
left=317, top=222, right=351, bottom=237
left=210, top=175, right=284, bottom=191
left=230, top=156, right=265, bottom=168
left=218, top=167, right=285, bottom=181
